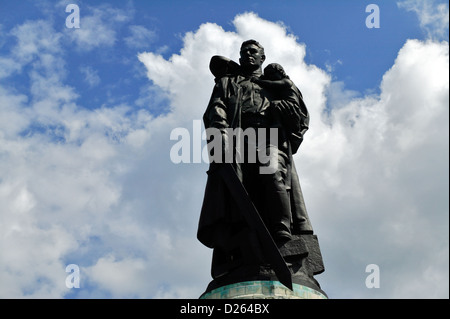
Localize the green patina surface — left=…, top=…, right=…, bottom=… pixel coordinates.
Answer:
left=200, top=281, right=327, bottom=299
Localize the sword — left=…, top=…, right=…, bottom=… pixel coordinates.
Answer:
left=217, top=163, right=293, bottom=290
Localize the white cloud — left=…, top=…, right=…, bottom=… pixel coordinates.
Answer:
left=85, top=255, right=148, bottom=298
left=0, top=57, right=22, bottom=79
left=398, top=0, right=449, bottom=39
left=124, top=25, right=157, bottom=49
left=64, top=5, right=133, bottom=51
left=1, top=13, right=210, bottom=298
left=80, top=66, right=100, bottom=87
left=325, top=80, right=361, bottom=110
left=0, top=87, right=29, bottom=137
left=11, top=20, right=62, bottom=64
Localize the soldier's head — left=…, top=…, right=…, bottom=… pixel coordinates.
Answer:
left=239, top=40, right=266, bottom=72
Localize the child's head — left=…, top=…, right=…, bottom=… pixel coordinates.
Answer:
left=264, top=63, right=289, bottom=80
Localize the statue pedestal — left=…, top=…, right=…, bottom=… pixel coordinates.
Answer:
left=200, top=280, right=327, bottom=299
left=201, top=234, right=326, bottom=299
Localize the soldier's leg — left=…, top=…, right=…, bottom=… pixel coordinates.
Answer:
left=259, top=145, right=292, bottom=243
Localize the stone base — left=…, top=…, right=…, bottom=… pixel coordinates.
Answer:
left=200, top=281, right=327, bottom=299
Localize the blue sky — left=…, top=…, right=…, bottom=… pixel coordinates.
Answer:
left=0, top=0, right=430, bottom=109
left=0, top=0, right=448, bottom=299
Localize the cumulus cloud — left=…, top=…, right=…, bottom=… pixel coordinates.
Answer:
left=0, top=8, right=448, bottom=300
left=398, top=0, right=449, bottom=39
left=0, top=57, right=22, bottom=79
left=11, top=19, right=63, bottom=64
left=139, top=12, right=449, bottom=299
left=300, top=38, right=449, bottom=298
left=124, top=25, right=157, bottom=49
left=63, top=4, right=133, bottom=51
left=80, top=66, right=100, bottom=87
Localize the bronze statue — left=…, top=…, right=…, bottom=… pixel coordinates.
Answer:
left=198, top=40, right=325, bottom=294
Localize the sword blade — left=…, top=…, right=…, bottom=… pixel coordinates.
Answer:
left=218, top=163, right=293, bottom=290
